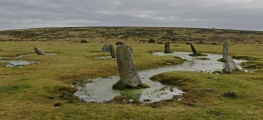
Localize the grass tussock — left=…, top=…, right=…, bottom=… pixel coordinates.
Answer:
left=150, top=71, right=263, bottom=119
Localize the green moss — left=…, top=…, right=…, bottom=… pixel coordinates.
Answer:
left=139, top=83, right=150, bottom=88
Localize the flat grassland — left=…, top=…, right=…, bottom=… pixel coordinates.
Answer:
left=0, top=27, right=263, bottom=119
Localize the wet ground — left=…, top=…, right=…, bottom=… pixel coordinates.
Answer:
left=74, top=52, right=247, bottom=103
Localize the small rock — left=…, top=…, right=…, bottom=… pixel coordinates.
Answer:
left=223, top=92, right=237, bottom=98
left=187, top=103, right=196, bottom=107
left=71, top=82, right=77, bottom=86
left=80, top=40, right=88, bottom=43
left=128, top=99, right=134, bottom=103
left=143, top=99, right=151, bottom=102
left=54, top=102, right=62, bottom=107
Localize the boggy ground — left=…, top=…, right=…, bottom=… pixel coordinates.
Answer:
left=0, top=40, right=263, bottom=119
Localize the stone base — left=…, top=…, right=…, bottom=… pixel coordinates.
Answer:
left=164, top=51, right=172, bottom=53
left=112, top=81, right=150, bottom=90
left=217, top=58, right=226, bottom=62
left=188, top=53, right=207, bottom=56
left=222, top=67, right=241, bottom=73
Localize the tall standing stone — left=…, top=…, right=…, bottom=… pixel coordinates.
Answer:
left=109, top=44, right=116, bottom=58
left=102, top=43, right=110, bottom=52
left=34, top=47, right=45, bottom=55
left=116, top=45, right=142, bottom=87
left=190, top=43, right=198, bottom=55
left=223, top=40, right=228, bottom=60
left=164, top=42, right=171, bottom=53
left=224, top=56, right=237, bottom=73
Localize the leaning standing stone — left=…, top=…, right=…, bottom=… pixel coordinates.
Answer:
left=224, top=56, right=237, bottom=73
left=116, top=45, right=142, bottom=87
left=164, top=42, right=171, bottom=53
left=223, top=40, right=228, bottom=60
left=109, top=44, right=116, bottom=58
left=34, top=47, right=45, bottom=55
left=190, top=43, right=198, bottom=55
left=102, top=43, right=110, bottom=52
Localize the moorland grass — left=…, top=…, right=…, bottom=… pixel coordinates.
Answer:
left=0, top=39, right=263, bottom=119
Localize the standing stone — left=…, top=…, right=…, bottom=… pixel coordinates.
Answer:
left=102, top=43, right=110, bottom=52
left=223, top=40, right=228, bottom=60
left=116, top=45, right=142, bottom=87
left=190, top=43, right=198, bottom=55
left=109, top=44, right=116, bottom=58
left=164, top=42, right=171, bottom=53
left=34, top=47, right=45, bottom=55
left=224, top=56, right=237, bottom=73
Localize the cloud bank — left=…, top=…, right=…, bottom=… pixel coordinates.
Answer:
left=0, top=0, right=262, bottom=31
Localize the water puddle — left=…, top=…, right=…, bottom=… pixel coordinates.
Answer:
left=0, top=53, right=57, bottom=67
left=0, top=55, right=39, bottom=67
left=74, top=52, right=248, bottom=103
left=1, top=60, right=38, bottom=67
left=153, top=52, right=247, bottom=73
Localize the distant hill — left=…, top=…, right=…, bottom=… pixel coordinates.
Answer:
left=0, top=27, right=262, bottom=44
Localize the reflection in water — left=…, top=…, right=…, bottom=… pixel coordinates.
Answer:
left=75, top=52, right=247, bottom=103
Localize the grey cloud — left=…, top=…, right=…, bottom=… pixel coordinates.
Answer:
left=0, top=0, right=262, bottom=30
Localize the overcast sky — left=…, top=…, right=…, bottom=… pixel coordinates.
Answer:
left=0, top=0, right=263, bottom=31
